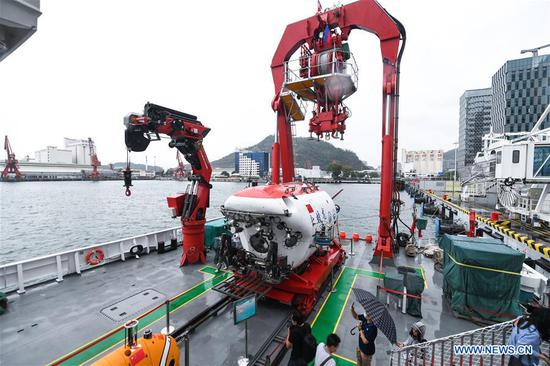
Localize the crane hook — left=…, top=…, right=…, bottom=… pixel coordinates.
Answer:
left=123, top=167, right=133, bottom=197
left=123, top=150, right=133, bottom=196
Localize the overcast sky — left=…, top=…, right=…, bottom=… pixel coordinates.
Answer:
left=1, top=0, right=549, bottom=169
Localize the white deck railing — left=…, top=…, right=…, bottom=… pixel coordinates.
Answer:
left=0, top=226, right=183, bottom=294
left=389, top=319, right=550, bottom=366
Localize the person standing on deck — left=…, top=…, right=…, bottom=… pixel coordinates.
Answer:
left=507, top=307, right=550, bottom=366
left=286, top=311, right=309, bottom=366
left=397, top=321, right=426, bottom=348
left=314, top=333, right=341, bottom=366
left=397, top=321, right=427, bottom=362
left=351, top=302, right=378, bottom=366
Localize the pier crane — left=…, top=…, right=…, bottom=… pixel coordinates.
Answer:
left=87, top=137, right=101, bottom=180
left=2, top=135, right=22, bottom=181
left=123, top=103, right=212, bottom=266
left=174, top=151, right=185, bottom=179
left=270, top=0, right=406, bottom=260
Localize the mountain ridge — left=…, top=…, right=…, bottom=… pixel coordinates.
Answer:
left=211, top=135, right=366, bottom=171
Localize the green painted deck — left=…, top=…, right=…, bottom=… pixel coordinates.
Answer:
left=311, top=266, right=384, bottom=366
left=49, top=266, right=231, bottom=366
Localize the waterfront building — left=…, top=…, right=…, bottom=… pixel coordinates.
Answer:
left=234, top=151, right=270, bottom=177
left=458, top=88, right=492, bottom=177
left=442, top=148, right=457, bottom=173
left=64, top=138, right=94, bottom=165
left=35, top=146, right=73, bottom=164
left=401, top=149, right=443, bottom=176
left=491, top=55, right=550, bottom=133
left=295, top=165, right=325, bottom=179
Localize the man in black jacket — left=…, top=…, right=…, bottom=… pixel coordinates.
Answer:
left=286, top=311, right=309, bottom=366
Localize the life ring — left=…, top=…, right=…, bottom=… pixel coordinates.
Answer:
left=129, top=244, right=144, bottom=256
left=85, top=248, right=105, bottom=266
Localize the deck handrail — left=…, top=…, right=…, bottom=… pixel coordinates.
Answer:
left=389, top=319, right=550, bottom=366
left=0, top=217, right=223, bottom=294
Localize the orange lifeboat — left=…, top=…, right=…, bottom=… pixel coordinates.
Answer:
left=93, top=319, right=180, bottom=366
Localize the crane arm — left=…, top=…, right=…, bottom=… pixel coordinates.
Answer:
left=124, top=102, right=212, bottom=181
left=123, top=103, right=212, bottom=266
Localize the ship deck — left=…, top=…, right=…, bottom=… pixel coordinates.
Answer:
left=1, top=211, right=480, bottom=366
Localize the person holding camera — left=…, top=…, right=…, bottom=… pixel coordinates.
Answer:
left=397, top=321, right=426, bottom=348
left=351, top=302, right=378, bottom=366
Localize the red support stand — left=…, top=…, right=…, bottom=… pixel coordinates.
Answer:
left=373, top=237, right=393, bottom=260
left=180, top=220, right=206, bottom=266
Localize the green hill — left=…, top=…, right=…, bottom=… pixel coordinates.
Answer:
left=211, top=135, right=366, bottom=171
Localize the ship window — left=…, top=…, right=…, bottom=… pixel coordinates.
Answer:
left=533, top=146, right=550, bottom=177
left=496, top=151, right=502, bottom=164
left=512, top=150, right=520, bottom=164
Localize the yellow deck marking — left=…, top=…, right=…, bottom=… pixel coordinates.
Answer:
left=419, top=266, right=428, bottom=289
left=342, top=264, right=384, bottom=277
left=333, top=274, right=358, bottom=333
left=311, top=267, right=346, bottom=327
left=334, top=352, right=357, bottom=364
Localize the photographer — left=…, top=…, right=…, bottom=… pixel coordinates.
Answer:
left=397, top=322, right=426, bottom=348
left=286, top=311, right=309, bottom=366
left=351, top=302, right=378, bottom=366
left=507, top=307, right=550, bottom=366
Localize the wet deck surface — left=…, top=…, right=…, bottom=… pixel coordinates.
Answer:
left=1, top=204, right=481, bottom=366
left=313, top=238, right=478, bottom=365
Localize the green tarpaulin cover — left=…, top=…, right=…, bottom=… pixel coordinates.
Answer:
left=439, top=234, right=524, bottom=323
left=384, top=268, right=404, bottom=295
left=204, top=218, right=229, bottom=249
left=405, top=271, right=424, bottom=318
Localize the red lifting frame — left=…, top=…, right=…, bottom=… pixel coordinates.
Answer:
left=270, top=0, right=405, bottom=260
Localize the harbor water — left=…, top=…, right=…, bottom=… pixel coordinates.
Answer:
left=0, top=181, right=404, bottom=265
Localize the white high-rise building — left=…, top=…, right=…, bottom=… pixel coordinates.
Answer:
left=234, top=151, right=269, bottom=177
left=64, top=138, right=93, bottom=165
left=35, top=146, right=73, bottom=164
left=237, top=153, right=261, bottom=177
left=401, top=149, right=443, bottom=176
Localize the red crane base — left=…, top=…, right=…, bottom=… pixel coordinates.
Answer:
left=373, top=236, right=393, bottom=259
left=180, top=220, right=206, bottom=266
left=265, top=243, right=345, bottom=314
